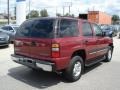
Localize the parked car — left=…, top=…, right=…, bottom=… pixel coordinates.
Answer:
left=0, top=25, right=19, bottom=42
left=119, top=32, right=120, bottom=38
left=11, top=17, right=114, bottom=82
left=112, top=25, right=120, bottom=32
left=100, top=25, right=117, bottom=37
left=0, top=30, right=10, bottom=47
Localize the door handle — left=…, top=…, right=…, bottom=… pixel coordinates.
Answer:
left=31, top=41, right=36, bottom=46
left=83, top=40, right=88, bottom=44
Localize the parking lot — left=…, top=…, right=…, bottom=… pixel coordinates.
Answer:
left=0, top=37, right=120, bottom=90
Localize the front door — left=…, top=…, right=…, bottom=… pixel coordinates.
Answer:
left=92, top=24, right=108, bottom=57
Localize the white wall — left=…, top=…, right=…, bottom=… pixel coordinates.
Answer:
left=16, top=0, right=26, bottom=25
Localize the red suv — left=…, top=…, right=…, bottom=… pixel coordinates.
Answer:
left=11, top=17, right=114, bottom=82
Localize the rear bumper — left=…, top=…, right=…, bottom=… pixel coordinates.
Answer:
left=11, top=54, right=55, bottom=72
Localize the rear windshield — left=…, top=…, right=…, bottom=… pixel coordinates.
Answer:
left=16, top=19, right=55, bottom=38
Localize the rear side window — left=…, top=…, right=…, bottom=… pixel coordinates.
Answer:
left=82, top=22, right=93, bottom=36
left=16, top=20, right=33, bottom=38
left=59, top=19, right=79, bottom=37
left=16, top=19, right=55, bottom=38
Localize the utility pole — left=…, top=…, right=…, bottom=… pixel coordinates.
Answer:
left=0, top=1, right=1, bottom=13
left=7, top=0, right=10, bottom=24
left=56, top=7, right=58, bottom=16
left=29, top=0, right=31, bottom=18
left=63, top=6, right=65, bottom=16
left=68, top=2, right=72, bottom=15
left=63, top=2, right=72, bottom=16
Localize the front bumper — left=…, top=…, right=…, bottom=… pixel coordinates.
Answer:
left=11, top=54, right=55, bottom=72
left=0, top=42, right=9, bottom=46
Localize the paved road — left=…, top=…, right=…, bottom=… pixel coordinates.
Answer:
left=0, top=37, right=120, bottom=90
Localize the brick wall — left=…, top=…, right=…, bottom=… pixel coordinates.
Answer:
left=88, top=11, right=112, bottom=25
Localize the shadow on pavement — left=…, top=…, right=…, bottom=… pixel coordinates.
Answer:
left=84, top=62, right=102, bottom=74
left=0, top=45, right=9, bottom=49
left=8, top=62, right=103, bottom=89
left=8, top=66, right=64, bottom=89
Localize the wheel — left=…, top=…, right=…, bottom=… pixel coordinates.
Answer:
left=119, top=34, right=120, bottom=38
left=104, top=46, right=113, bottom=62
left=62, top=56, right=84, bottom=82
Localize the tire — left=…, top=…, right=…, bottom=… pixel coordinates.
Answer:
left=5, top=44, right=9, bottom=48
left=62, top=56, right=84, bottom=82
left=104, top=46, right=113, bottom=62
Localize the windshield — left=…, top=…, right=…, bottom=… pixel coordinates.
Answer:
left=16, top=19, right=55, bottom=38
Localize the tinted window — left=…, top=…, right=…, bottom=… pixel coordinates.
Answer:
left=16, top=19, right=55, bottom=38
left=93, top=24, right=103, bottom=36
left=1, top=26, right=8, bottom=30
left=82, top=22, right=93, bottom=36
left=16, top=20, right=33, bottom=38
left=2, top=26, right=13, bottom=31
left=31, top=19, right=54, bottom=38
left=8, top=26, right=13, bottom=30
left=59, top=19, right=79, bottom=37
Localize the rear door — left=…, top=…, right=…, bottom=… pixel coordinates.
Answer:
left=15, top=19, right=55, bottom=60
left=15, top=20, right=33, bottom=57
left=81, top=21, right=98, bottom=63
left=29, top=19, right=55, bottom=60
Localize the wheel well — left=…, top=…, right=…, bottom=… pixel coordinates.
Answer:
left=71, top=50, right=86, bottom=62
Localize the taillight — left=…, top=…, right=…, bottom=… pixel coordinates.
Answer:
left=51, top=43, right=60, bottom=58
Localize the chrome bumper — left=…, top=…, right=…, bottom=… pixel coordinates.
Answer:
left=11, top=54, right=54, bottom=72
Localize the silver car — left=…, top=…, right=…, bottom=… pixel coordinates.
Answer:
left=0, top=25, right=19, bottom=42
left=0, top=31, right=10, bottom=46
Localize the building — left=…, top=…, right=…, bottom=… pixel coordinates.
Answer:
left=0, top=13, right=5, bottom=19
left=0, top=13, right=11, bottom=19
left=79, top=11, right=112, bottom=25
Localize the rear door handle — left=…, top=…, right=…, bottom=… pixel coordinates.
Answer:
left=31, top=41, right=36, bottom=46
left=83, top=40, right=88, bottom=44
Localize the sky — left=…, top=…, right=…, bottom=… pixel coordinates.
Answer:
left=0, top=0, right=120, bottom=16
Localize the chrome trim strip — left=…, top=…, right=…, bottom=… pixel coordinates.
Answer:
left=89, top=48, right=108, bottom=55
left=89, top=52, right=97, bottom=55
left=97, top=49, right=107, bottom=53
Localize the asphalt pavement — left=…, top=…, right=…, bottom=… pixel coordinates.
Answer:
left=0, top=37, right=120, bottom=90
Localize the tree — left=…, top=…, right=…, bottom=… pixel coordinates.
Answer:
left=64, top=13, right=74, bottom=17
left=27, top=10, right=39, bottom=19
left=112, top=15, right=119, bottom=24
left=40, top=9, right=49, bottom=17
left=56, top=13, right=61, bottom=17
left=64, top=13, right=70, bottom=17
